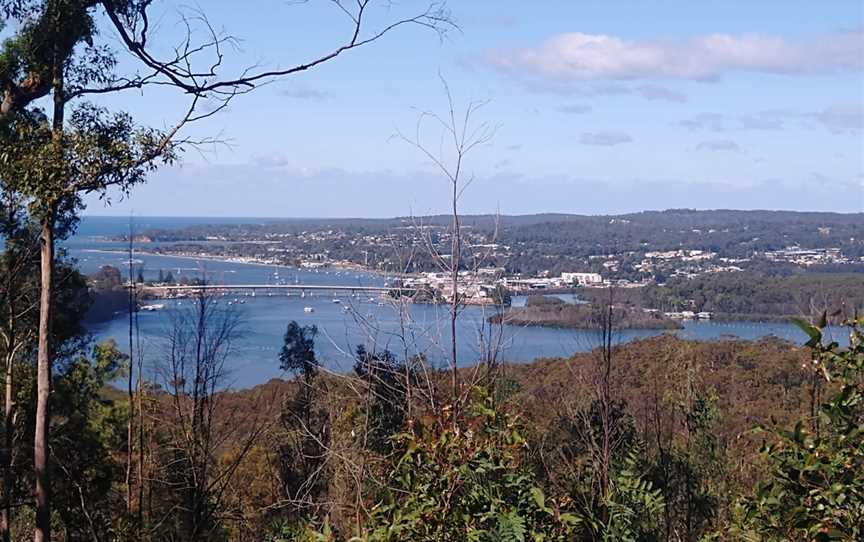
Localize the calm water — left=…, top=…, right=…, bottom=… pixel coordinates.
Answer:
left=70, top=217, right=847, bottom=388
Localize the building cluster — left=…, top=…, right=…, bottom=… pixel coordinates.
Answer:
left=398, top=270, right=610, bottom=305
left=762, top=247, right=853, bottom=266
left=143, top=223, right=860, bottom=305
left=505, top=272, right=604, bottom=291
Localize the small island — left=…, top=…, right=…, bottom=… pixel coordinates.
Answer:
left=490, top=295, right=683, bottom=330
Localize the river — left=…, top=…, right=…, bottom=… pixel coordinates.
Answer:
left=69, top=216, right=847, bottom=388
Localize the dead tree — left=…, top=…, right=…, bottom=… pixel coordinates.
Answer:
left=149, top=290, right=270, bottom=541
left=396, top=77, right=497, bottom=411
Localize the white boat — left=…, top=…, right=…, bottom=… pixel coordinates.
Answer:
left=140, top=304, right=165, bottom=312
left=332, top=299, right=341, bottom=304
left=304, top=307, right=314, bottom=313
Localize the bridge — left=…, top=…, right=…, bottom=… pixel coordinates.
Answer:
left=145, top=283, right=410, bottom=295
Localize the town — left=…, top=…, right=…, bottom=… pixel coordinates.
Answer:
left=105, top=210, right=863, bottom=324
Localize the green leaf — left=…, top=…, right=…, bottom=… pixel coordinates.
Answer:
left=790, top=317, right=822, bottom=348
left=529, top=487, right=547, bottom=512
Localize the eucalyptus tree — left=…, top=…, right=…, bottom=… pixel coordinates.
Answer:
left=0, top=2, right=452, bottom=540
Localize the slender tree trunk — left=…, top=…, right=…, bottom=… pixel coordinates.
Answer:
left=34, top=212, right=54, bottom=542
left=450, top=179, right=460, bottom=406
left=35, top=42, right=65, bottom=541
left=137, top=309, right=146, bottom=534
left=126, top=220, right=135, bottom=515
left=1, top=203, right=16, bottom=542
left=1, top=299, right=15, bottom=542
left=599, top=294, right=614, bottom=526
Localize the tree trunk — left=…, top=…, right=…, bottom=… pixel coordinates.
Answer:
left=450, top=180, right=460, bottom=407
left=34, top=213, right=54, bottom=542
left=126, top=222, right=135, bottom=515
left=35, top=32, right=66, bottom=541
left=1, top=303, right=15, bottom=542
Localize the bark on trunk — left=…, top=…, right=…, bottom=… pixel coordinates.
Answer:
left=35, top=35, right=65, bottom=542
left=1, top=297, right=15, bottom=542
left=126, top=227, right=135, bottom=514
left=34, top=214, right=54, bottom=542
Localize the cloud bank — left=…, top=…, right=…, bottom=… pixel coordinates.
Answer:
left=678, top=104, right=864, bottom=134
left=486, top=30, right=863, bottom=81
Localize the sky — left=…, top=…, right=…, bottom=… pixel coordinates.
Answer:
left=82, top=0, right=864, bottom=217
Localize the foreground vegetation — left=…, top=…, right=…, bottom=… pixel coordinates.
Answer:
left=1, top=211, right=862, bottom=540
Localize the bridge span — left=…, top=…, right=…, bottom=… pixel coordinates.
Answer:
left=148, top=284, right=405, bottom=294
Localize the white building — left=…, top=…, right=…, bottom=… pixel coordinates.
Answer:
left=561, top=272, right=603, bottom=286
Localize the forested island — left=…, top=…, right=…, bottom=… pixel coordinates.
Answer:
left=491, top=295, right=682, bottom=329
left=578, top=272, right=864, bottom=323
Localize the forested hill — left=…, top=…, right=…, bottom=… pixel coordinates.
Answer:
left=498, top=209, right=864, bottom=259
left=128, top=209, right=864, bottom=262
left=131, top=209, right=862, bottom=239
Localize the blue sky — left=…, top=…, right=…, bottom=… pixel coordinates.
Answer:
left=85, top=0, right=863, bottom=217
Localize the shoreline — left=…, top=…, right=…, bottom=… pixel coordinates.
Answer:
left=79, top=248, right=384, bottom=276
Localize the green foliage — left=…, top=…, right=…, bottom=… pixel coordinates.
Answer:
left=353, top=346, right=411, bottom=455
left=280, top=321, right=319, bottom=380
left=277, top=320, right=332, bottom=523
left=600, top=445, right=665, bottom=542
left=638, top=273, right=864, bottom=320
left=50, top=340, right=129, bottom=538
left=268, top=519, right=335, bottom=542
left=351, top=388, right=578, bottom=542
left=734, top=318, right=864, bottom=541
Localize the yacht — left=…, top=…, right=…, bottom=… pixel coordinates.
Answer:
left=304, top=306, right=314, bottom=313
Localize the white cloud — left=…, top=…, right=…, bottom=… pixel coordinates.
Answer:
left=579, top=131, right=632, bottom=146
left=557, top=104, right=592, bottom=114
left=696, top=140, right=742, bottom=152
left=737, top=110, right=790, bottom=131
left=678, top=113, right=727, bottom=132
left=678, top=105, right=863, bottom=134
left=281, top=87, right=329, bottom=100
left=486, top=30, right=863, bottom=81
left=813, top=105, right=864, bottom=134
left=636, top=85, right=687, bottom=103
